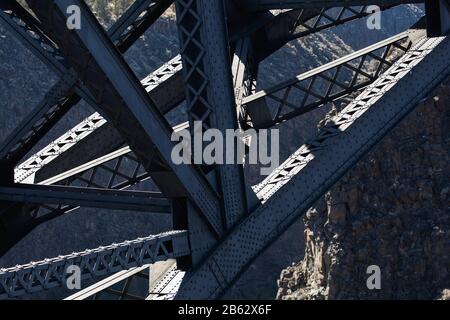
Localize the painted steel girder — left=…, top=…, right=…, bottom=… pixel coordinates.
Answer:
left=17, top=147, right=153, bottom=228
left=14, top=57, right=183, bottom=185
left=19, top=131, right=183, bottom=226
left=0, top=231, right=190, bottom=299
left=174, top=34, right=450, bottom=299
left=14, top=124, right=189, bottom=240
left=0, top=184, right=171, bottom=214
left=0, top=1, right=178, bottom=257
left=25, top=0, right=223, bottom=236
left=175, top=0, right=248, bottom=230
left=242, top=31, right=412, bottom=129
left=66, top=264, right=152, bottom=300
left=65, top=261, right=182, bottom=300
left=0, top=0, right=171, bottom=164
left=251, top=4, right=398, bottom=63
left=11, top=4, right=409, bottom=243
left=241, top=0, right=423, bottom=11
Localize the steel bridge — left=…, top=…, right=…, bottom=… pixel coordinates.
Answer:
left=0, top=0, right=448, bottom=300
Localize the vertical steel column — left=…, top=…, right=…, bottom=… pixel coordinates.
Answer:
left=175, top=0, right=248, bottom=229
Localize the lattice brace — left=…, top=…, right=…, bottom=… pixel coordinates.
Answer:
left=14, top=53, right=185, bottom=185
left=27, top=148, right=153, bottom=223
left=14, top=113, right=107, bottom=183
left=288, top=5, right=391, bottom=38
left=175, top=0, right=213, bottom=128
left=253, top=35, right=435, bottom=202
left=89, top=266, right=150, bottom=300
left=0, top=81, right=80, bottom=164
left=141, top=55, right=183, bottom=90
left=59, top=152, right=150, bottom=190
left=0, top=0, right=170, bottom=166
left=242, top=32, right=413, bottom=129
left=0, top=231, right=190, bottom=299
left=175, top=0, right=248, bottom=231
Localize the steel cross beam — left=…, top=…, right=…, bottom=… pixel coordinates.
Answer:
left=24, top=0, right=223, bottom=236
left=174, top=33, right=450, bottom=299
left=14, top=56, right=184, bottom=185
left=241, top=0, right=423, bottom=11
left=0, top=0, right=172, bottom=165
left=242, top=31, right=412, bottom=129
left=19, top=125, right=187, bottom=227
left=251, top=4, right=398, bottom=63
left=66, top=265, right=152, bottom=300
left=0, top=231, right=190, bottom=299
left=17, top=147, right=153, bottom=229
left=0, top=184, right=171, bottom=214
left=65, top=260, right=181, bottom=300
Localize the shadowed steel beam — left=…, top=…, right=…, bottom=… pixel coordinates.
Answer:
left=242, top=0, right=423, bottom=11
left=0, top=1, right=72, bottom=77
left=0, top=0, right=172, bottom=164
left=175, top=0, right=248, bottom=231
left=13, top=4, right=394, bottom=183
left=252, top=4, right=399, bottom=63
left=65, top=260, right=179, bottom=300
left=425, top=0, right=450, bottom=36
left=15, top=124, right=192, bottom=229
left=108, top=0, right=174, bottom=52
left=0, top=184, right=171, bottom=213
left=11, top=125, right=184, bottom=244
left=25, top=0, right=223, bottom=236
left=65, top=265, right=151, bottom=300
left=0, top=231, right=190, bottom=299
left=14, top=57, right=184, bottom=185
left=175, top=34, right=449, bottom=299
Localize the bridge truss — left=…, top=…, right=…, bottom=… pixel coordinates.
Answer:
left=0, top=0, right=449, bottom=299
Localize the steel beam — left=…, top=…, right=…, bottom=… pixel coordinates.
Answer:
left=14, top=4, right=394, bottom=183
left=175, top=33, right=450, bottom=299
left=25, top=0, right=223, bottom=236
left=0, top=231, right=190, bottom=299
left=242, top=0, right=422, bottom=11
left=242, top=32, right=412, bottom=129
left=0, top=0, right=171, bottom=164
left=108, top=0, right=174, bottom=52
left=9, top=124, right=189, bottom=253
left=175, top=0, right=248, bottom=233
left=66, top=265, right=152, bottom=300
left=17, top=148, right=152, bottom=230
left=425, top=0, right=450, bottom=36
left=65, top=260, right=179, bottom=300
left=0, top=184, right=171, bottom=213
left=14, top=55, right=184, bottom=185
left=251, top=4, right=398, bottom=63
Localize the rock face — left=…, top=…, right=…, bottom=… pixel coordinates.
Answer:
left=277, top=79, right=450, bottom=300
